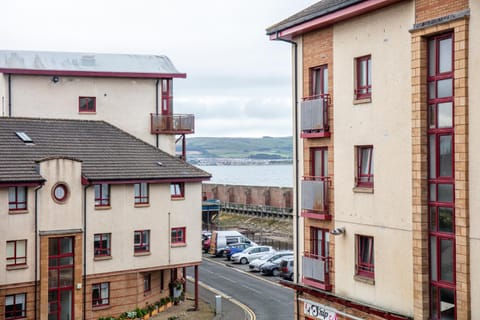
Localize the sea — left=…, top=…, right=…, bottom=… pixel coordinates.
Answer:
left=198, top=164, right=293, bottom=187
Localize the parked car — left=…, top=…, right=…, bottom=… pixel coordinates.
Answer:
left=261, top=255, right=294, bottom=276
left=249, top=250, right=294, bottom=272
left=224, top=242, right=253, bottom=260
left=231, top=245, right=275, bottom=264
left=208, top=230, right=255, bottom=257
left=279, top=256, right=294, bottom=281
left=202, top=231, right=212, bottom=253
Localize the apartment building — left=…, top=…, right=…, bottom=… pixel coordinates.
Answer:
left=0, top=51, right=210, bottom=319
left=268, top=0, right=477, bottom=319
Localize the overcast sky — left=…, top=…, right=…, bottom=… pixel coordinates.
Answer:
left=1, top=0, right=317, bottom=137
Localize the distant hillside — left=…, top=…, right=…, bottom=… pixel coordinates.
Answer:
left=179, top=136, right=293, bottom=161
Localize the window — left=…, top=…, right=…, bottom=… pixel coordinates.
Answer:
left=355, top=55, right=371, bottom=99
left=356, top=146, right=374, bottom=188
left=144, top=274, right=151, bottom=293
left=94, top=184, right=110, bottom=207
left=5, top=293, right=26, bottom=319
left=134, top=183, right=149, bottom=205
left=92, top=283, right=109, bottom=306
left=170, top=183, right=184, bottom=198
left=311, top=65, right=328, bottom=97
left=356, top=235, right=374, bottom=278
left=310, top=227, right=329, bottom=258
left=311, top=147, right=328, bottom=178
left=8, top=187, right=27, bottom=211
left=79, top=96, right=96, bottom=113
left=94, top=233, right=111, bottom=257
left=6, top=240, right=27, bottom=266
left=134, top=230, right=150, bottom=253
left=171, top=227, right=186, bottom=245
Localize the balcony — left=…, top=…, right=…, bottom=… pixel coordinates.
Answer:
left=302, top=253, right=332, bottom=291
left=301, top=177, right=330, bottom=220
left=150, top=114, right=195, bottom=134
left=300, top=94, right=330, bottom=138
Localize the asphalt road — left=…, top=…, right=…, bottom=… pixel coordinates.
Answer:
left=188, top=257, right=295, bottom=320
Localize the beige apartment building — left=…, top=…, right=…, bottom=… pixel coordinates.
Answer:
left=268, top=0, right=477, bottom=319
left=0, top=51, right=210, bottom=319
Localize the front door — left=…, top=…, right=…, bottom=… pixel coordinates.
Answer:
left=48, top=237, right=74, bottom=320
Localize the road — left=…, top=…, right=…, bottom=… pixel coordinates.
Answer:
left=188, top=257, right=294, bottom=320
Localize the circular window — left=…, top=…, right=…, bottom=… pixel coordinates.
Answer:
left=52, top=183, right=69, bottom=203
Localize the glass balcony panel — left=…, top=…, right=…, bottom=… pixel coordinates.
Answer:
left=300, top=96, right=329, bottom=134
left=151, top=114, right=195, bottom=134
left=301, top=179, right=328, bottom=214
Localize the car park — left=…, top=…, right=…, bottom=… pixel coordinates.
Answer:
left=249, top=250, right=294, bottom=272
left=231, top=245, right=275, bottom=264
left=208, top=230, right=255, bottom=257
left=279, top=256, right=294, bottom=281
left=260, top=255, right=294, bottom=276
left=224, top=243, right=253, bottom=260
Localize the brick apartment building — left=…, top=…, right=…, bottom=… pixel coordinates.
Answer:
left=0, top=51, right=210, bottom=319
left=268, top=0, right=477, bottom=319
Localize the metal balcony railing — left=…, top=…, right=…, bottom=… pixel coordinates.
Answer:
left=150, top=114, right=195, bottom=134
left=302, top=252, right=332, bottom=290
left=301, top=176, right=330, bottom=219
left=300, top=94, right=330, bottom=138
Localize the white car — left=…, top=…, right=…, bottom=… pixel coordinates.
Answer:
left=231, top=245, right=275, bottom=264
left=249, top=250, right=294, bottom=272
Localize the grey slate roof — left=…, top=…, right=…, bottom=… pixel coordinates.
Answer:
left=0, top=118, right=211, bottom=184
left=266, top=0, right=364, bottom=35
left=0, top=50, right=185, bottom=77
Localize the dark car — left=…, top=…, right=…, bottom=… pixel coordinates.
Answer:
left=224, top=243, right=252, bottom=260
left=279, top=256, right=294, bottom=280
left=260, top=255, right=293, bottom=276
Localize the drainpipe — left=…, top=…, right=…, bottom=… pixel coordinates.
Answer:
left=34, top=184, right=44, bottom=320
left=8, top=74, right=12, bottom=116
left=276, top=32, right=299, bottom=320
left=155, top=79, right=160, bottom=148
left=83, top=184, right=92, bottom=320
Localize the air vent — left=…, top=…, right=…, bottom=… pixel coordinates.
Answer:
left=15, top=132, right=33, bottom=144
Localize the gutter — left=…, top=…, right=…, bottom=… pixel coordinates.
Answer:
left=155, top=79, right=160, bottom=148
left=274, top=32, right=300, bottom=320
left=8, top=74, right=11, bottom=116
left=34, top=184, right=44, bottom=320
left=83, top=184, right=92, bottom=320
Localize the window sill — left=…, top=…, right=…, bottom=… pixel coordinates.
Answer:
left=95, top=205, right=111, bottom=211
left=353, top=186, right=374, bottom=194
left=134, top=251, right=151, bottom=257
left=6, top=264, right=28, bottom=271
left=171, top=197, right=185, bottom=201
left=354, top=274, right=375, bottom=285
left=353, top=97, right=371, bottom=105
left=171, top=243, right=187, bottom=248
left=79, top=111, right=97, bottom=115
left=8, top=209, right=29, bottom=215
left=92, top=304, right=111, bottom=311
left=134, top=203, right=150, bottom=208
left=94, top=256, right=112, bottom=261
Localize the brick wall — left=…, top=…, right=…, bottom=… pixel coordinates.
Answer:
left=0, top=282, right=36, bottom=319
left=415, top=0, right=468, bottom=23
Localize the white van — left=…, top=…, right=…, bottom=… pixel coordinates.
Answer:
left=208, top=230, right=254, bottom=257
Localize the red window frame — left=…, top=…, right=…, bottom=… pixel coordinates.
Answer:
left=8, top=186, right=27, bottom=211
left=161, top=79, right=173, bottom=116
left=171, top=227, right=186, bottom=244
left=6, top=240, right=27, bottom=266
left=356, top=146, right=374, bottom=187
left=5, top=293, right=26, bottom=319
left=356, top=235, right=374, bottom=278
left=94, top=184, right=110, bottom=207
left=144, top=274, right=151, bottom=293
left=134, top=230, right=150, bottom=253
left=134, top=183, right=149, bottom=204
left=170, top=183, right=185, bottom=199
left=79, top=96, right=96, bottom=113
left=92, top=282, right=110, bottom=307
left=310, top=227, right=329, bottom=258
left=310, top=65, right=328, bottom=97
left=94, top=233, right=111, bottom=257
left=355, top=55, right=372, bottom=99
left=310, top=147, right=328, bottom=179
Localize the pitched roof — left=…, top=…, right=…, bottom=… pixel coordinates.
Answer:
left=266, top=0, right=363, bottom=35
left=0, top=117, right=211, bottom=184
left=0, top=50, right=186, bottom=79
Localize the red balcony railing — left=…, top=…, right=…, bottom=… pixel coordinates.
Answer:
left=301, top=176, right=330, bottom=220
left=300, top=94, right=330, bottom=138
left=302, top=252, right=332, bottom=291
left=150, top=114, right=195, bottom=134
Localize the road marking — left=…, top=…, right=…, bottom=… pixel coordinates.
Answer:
left=218, top=274, right=237, bottom=283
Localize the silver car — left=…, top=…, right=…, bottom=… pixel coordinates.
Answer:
left=231, top=245, right=275, bottom=264
left=249, top=250, right=294, bottom=272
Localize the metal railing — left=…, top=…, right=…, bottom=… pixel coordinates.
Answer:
left=300, top=94, right=330, bottom=136
left=222, top=202, right=293, bottom=219
left=302, top=252, right=332, bottom=285
left=150, top=113, right=195, bottom=134
left=301, top=176, right=329, bottom=216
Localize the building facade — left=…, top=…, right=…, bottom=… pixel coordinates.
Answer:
left=0, top=52, right=209, bottom=319
left=268, top=0, right=476, bottom=319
